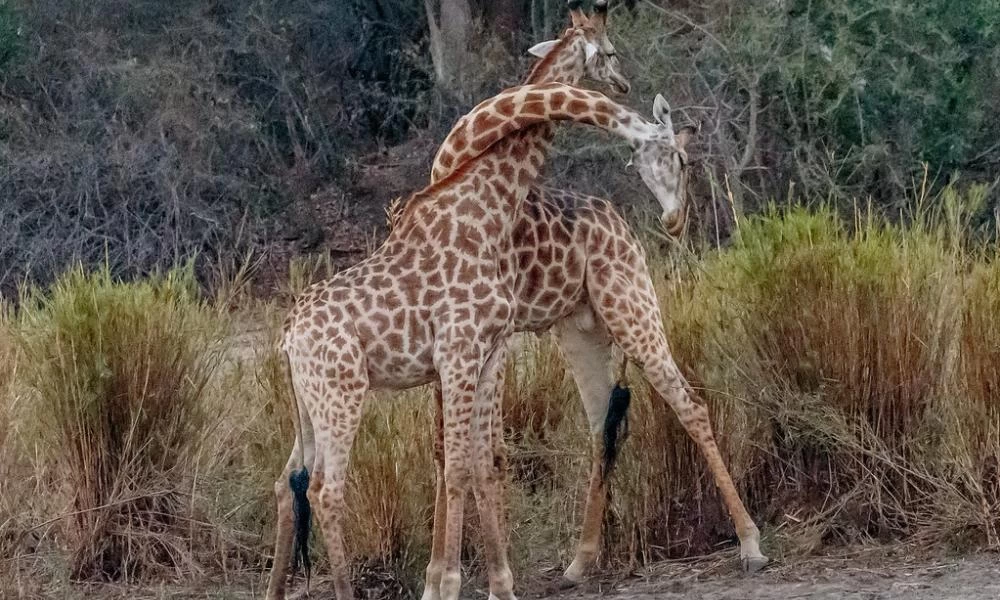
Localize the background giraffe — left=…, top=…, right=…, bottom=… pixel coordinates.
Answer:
left=399, top=0, right=769, bottom=586
left=267, top=82, right=686, bottom=600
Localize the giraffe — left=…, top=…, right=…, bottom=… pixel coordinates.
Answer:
left=411, top=1, right=770, bottom=588
left=266, top=81, right=687, bottom=600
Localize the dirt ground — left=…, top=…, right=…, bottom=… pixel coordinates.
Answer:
left=31, top=548, right=998, bottom=599
left=540, top=551, right=1000, bottom=600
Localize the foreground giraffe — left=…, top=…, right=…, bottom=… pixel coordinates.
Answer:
left=267, top=81, right=687, bottom=600
left=409, top=1, right=770, bottom=588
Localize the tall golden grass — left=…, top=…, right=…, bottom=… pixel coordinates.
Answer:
left=0, top=303, right=22, bottom=591
left=1, top=191, right=999, bottom=596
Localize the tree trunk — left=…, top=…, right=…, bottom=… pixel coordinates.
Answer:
left=424, top=0, right=473, bottom=94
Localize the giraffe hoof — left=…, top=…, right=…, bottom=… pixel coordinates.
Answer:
left=742, top=554, right=769, bottom=574
left=561, top=561, right=588, bottom=586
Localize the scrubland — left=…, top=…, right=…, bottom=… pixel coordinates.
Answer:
left=2, top=189, right=998, bottom=598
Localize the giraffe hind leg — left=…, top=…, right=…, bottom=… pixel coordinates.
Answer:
left=586, top=250, right=768, bottom=572
left=265, top=440, right=300, bottom=600
left=266, top=360, right=318, bottom=600
left=551, top=306, right=618, bottom=584
left=309, top=385, right=366, bottom=600
left=289, top=337, right=369, bottom=600
left=421, top=384, right=447, bottom=600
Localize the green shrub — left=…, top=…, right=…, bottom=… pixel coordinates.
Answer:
left=664, top=201, right=985, bottom=546
left=0, top=1, right=20, bottom=71
left=14, top=264, right=224, bottom=580
left=720, top=0, right=1000, bottom=198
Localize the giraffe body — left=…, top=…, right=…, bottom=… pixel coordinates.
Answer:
left=266, top=79, right=686, bottom=600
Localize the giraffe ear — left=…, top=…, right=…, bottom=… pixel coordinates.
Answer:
left=527, top=39, right=560, bottom=58
left=652, top=94, right=675, bottom=136
left=585, top=41, right=599, bottom=63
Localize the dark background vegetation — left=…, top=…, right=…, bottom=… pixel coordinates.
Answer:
left=2, top=0, right=998, bottom=298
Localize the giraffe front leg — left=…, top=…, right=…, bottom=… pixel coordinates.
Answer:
left=552, top=308, right=616, bottom=585
left=490, top=374, right=510, bottom=553
left=436, top=352, right=479, bottom=600
left=588, top=255, right=768, bottom=573
left=437, top=343, right=517, bottom=600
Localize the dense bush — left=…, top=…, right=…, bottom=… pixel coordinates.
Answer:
left=662, top=189, right=1000, bottom=548
left=2, top=0, right=998, bottom=293
left=0, top=0, right=434, bottom=297
left=551, top=0, right=1000, bottom=242
left=744, top=0, right=1000, bottom=198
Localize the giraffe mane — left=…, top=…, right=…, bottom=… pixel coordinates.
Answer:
left=524, top=31, right=576, bottom=84
left=394, top=156, right=484, bottom=227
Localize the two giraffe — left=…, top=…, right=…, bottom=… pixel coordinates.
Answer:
left=266, top=3, right=766, bottom=600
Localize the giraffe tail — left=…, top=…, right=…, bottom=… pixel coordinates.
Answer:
left=289, top=466, right=311, bottom=584
left=284, top=351, right=312, bottom=587
left=602, top=383, right=631, bottom=480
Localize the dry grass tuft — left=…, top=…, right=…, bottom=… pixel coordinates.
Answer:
left=0, top=305, right=23, bottom=593
left=344, top=389, right=436, bottom=595
left=12, top=264, right=225, bottom=581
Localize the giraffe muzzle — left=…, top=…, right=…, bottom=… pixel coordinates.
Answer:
left=662, top=208, right=686, bottom=238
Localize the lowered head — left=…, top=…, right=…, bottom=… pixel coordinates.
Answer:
left=629, top=94, right=697, bottom=237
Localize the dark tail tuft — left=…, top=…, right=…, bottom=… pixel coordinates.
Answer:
left=289, top=467, right=311, bottom=584
left=602, top=384, right=632, bottom=480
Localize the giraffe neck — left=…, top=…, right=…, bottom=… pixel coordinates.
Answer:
left=524, top=34, right=587, bottom=86
left=430, top=35, right=588, bottom=184
left=430, top=82, right=658, bottom=185
left=398, top=83, right=662, bottom=245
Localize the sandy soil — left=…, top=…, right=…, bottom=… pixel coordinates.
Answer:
left=538, top=551, right=1000, bottom=600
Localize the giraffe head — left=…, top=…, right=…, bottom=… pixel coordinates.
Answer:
left=630, top=95, right=698, bottom=237
left=526, top=0, right=630, bottom=95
